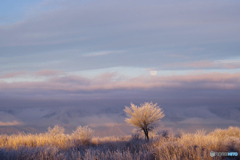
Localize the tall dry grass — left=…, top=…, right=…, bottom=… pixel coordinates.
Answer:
left=0, top=126, right=240, bottom=160
left=154, top=126, right=240, bottom=160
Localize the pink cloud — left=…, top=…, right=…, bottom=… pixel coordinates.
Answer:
left=0, top=69, right=63, bottom=79
left=221, top=62, right=240, bottom=69
left=166, top=60, right=240, bottom=69
left=35, top=69, right=63, bottom=76
left=0, top=71, right=27, bottom=78
left=0, top=72, right=240, bottom=92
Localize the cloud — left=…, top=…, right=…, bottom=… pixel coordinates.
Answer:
left=1, top=0, right=239, bottom=49
left=0, top=121, right=21, bottom=126
left=0, top=0, right=239, bottom=73
left=218, top=60, right=240, bottom=69
left=82, top=51, right=122, bottom=57
left=1, top=72, right=240, bottom=94
left=165, top=60, right=240, bottom=69
left=0, top=71, right=27, bottom=78
left=178, top=60, right=213, bottom=68
left=0, top=69, right=63, bottom=81
left=35, top=69, right=63, bottom=77
left=49, top=75, right=90, bottom=85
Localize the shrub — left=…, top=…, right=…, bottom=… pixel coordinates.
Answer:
left=47, top=125, right=65, bottom=138
left=72, top=126, right=93, bottom=145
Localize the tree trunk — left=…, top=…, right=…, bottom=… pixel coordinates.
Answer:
left=143, top=129, right=149, bottom=141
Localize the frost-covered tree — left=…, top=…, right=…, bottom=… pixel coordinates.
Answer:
left=124, top=102, right=165, bottom=140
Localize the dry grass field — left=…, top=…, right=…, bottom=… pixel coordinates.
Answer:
left=0, top=126, right=239, bottom=160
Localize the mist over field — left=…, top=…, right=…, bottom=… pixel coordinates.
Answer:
left=1, top=86, right=240, bottom=136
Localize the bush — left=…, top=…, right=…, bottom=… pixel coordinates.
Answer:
left=47, top=125, right=65, bottom=138
left=72, top=126, right=93, bottom=145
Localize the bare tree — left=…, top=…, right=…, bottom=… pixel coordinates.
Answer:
left=124, top=102, right=165, bottom=140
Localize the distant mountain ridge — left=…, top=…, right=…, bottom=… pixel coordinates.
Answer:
left=0, top=124, right=133, bottom=137
left=0, top=126, right=41, bottom=135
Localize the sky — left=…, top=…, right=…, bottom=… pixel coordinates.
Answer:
left=0, top=0, right=240, bottom=135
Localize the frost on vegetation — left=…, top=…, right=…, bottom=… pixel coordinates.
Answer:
left=71, top=126, right=93, bottom=145
left=47, top=125, right=65, bottom=138
left=124, top=102, right=165, bottom=140
left=0, top=118, right=240, bottom=159
left=154, top=127, right=240, bottom=160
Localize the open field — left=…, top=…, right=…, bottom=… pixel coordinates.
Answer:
left=0, top=126, right=239, bottom=160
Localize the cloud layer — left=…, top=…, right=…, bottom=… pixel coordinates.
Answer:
left=1, top=0, right=240, bottom=72
left=1, top=71, right=240, bottom=94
